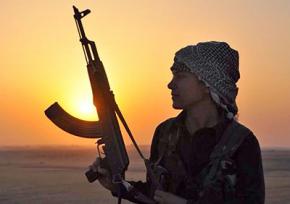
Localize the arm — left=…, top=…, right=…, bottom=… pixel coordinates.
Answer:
left=123, top=124, right=162, bottom=195
left=110, top=123, right=165, bottom=203
left=233, top=132, right=265, bottom=204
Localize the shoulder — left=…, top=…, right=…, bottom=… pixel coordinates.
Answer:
left=237, top=131, right=262, bottom=157
left=233, top=121, right=260, bottom=150
left=231, top=123, right=265, bottom=199
left=149, top=117, right=176, bottom=162
left=231, top=121, right=262, bottom=163
left=231, top=120, right=252, bottom=136
left=151, top=117, right=176, bottom=143
left=155, top=117, right=176, bottom=132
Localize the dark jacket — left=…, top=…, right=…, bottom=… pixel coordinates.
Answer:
left=124, top=112, right=265, bottom=203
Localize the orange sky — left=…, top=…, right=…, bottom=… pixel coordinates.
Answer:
left=0, top=1, right=290, bottom=148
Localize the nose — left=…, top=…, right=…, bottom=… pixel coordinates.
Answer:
left=167, top=78, right=175, bottom=90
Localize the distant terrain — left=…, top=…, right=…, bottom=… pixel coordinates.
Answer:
left=0, top=145, right=289, bottom=204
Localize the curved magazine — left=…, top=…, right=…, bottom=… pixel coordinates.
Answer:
left=45, top=102, right=101, bottom=138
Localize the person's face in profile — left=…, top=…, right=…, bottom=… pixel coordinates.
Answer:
left=167, top=71, right=210, bottom=110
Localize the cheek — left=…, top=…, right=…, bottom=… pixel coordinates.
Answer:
left=181, top=84, right=205, bottom=101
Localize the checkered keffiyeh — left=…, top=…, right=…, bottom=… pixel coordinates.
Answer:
left=171, top=41, right=240, bottom=118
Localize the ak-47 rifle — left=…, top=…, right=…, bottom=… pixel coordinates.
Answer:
left=45, top=4, right=146, bottom=190
left=45, top=6, right=163, bottom=204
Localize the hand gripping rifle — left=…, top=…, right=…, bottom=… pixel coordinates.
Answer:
left=45, top=6, right=149, bottom=203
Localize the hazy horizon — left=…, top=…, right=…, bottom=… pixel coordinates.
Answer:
left=1, top=144, right=290, bottom=151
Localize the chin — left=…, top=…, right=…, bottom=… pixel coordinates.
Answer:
left=172, top=103, right=184, bottom=110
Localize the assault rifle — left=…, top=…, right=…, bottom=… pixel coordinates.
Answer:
left=45, top=6, right=161, bottom=204
left=45, top=4, right=146, bottom=194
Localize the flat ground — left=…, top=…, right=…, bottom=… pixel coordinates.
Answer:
left=0, top=146, right=289, bottom=204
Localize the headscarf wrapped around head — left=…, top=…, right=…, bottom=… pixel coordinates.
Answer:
left=171, top=41, right=240, bottom=119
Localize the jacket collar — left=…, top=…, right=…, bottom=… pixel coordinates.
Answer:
left=173, top=110, right=231, bottom=136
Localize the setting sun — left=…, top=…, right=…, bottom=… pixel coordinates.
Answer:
left=63, top=93, right=98, bottom=121
left=77, top=99, right=96, bottom=119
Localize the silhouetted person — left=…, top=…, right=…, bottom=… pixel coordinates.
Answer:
left=90, top=41, right=265, bottom=204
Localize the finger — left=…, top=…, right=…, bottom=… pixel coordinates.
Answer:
left=97, top=166, right=108, bottom=175
left=94, top=157, right=101, bottom=166
left=154, top=194, right=162, bottom=203
left=91, top=159, right=101, bottom=170
left=155, top=190, right=165, bottom=196
left=155, top=190, right=161, bottom=195
left=88, top=164, right=97, bottom=172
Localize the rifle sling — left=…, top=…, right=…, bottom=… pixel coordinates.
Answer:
left=114, top=101, right=146, bottom=161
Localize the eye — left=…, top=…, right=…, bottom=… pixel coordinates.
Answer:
left=173, top=73, right=185, bottom=79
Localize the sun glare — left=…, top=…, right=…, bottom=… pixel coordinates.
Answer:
left=64, top=96, right=98, bottom=121
left=79, top=100, right=95, bottom=115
